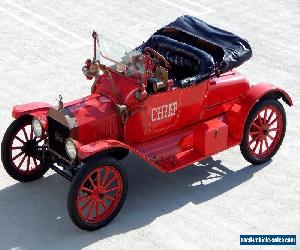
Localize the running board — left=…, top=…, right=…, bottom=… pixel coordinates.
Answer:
left=134, top=118, right=240, bottom=173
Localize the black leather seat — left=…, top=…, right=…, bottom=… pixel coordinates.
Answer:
left=140, top=35, right=214, bottom=87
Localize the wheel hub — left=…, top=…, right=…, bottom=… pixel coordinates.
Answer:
left=262, top=128, right=269, bottom=135
left=99, top=193, right=105, bottom=199
left=22, top=139, right=38, bottom=157
left=91, top=188, right=105, bottom=200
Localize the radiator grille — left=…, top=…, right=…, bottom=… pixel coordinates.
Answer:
left=47, top=116, right=70, bottom=160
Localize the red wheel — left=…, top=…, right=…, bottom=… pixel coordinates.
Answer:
left=240, top=99, right=286, bottom=165
left=1, top=115, right=49, bottom=182
left=67, top=158, right=127, bottom=230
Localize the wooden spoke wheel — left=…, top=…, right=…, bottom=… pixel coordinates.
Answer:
left=67, top=158, right=127, bottom=230
left=240, top=99, right=286, bottom=165
left=1, top=115, right=49, bottom=182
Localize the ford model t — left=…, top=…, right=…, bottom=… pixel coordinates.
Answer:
left=1, top=16, right=292, bottom=230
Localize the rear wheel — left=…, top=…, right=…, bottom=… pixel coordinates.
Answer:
left=1, top=115, right=49, bottom=182
left=67, top=157, right=127, bottom=230
left=240, top=99, right=286, bottom=165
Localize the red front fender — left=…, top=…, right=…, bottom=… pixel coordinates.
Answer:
left=12, top=102, right=52, bottom=119
left=77, top=139, right=166, bottom=172
left=227, top=83, right=292, bottom=141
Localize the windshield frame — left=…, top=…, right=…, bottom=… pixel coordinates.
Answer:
left=95, top=34, right=148, bottom=84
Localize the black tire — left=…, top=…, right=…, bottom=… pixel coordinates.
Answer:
left=1, top=115, right=49, bottom=182
left=240, top=99, right=286, bottom=165
left=67, top=157, right=128, bottom=231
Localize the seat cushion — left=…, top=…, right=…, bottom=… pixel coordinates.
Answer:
left=140, top=35, right=214, bottom=87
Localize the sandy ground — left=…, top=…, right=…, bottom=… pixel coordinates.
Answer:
left=0, top=0, right=299, bottom=249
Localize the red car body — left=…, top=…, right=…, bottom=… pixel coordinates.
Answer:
left=11, top=69, right=292, bottom=173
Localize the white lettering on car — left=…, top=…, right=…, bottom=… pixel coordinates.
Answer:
left=151, top=102, right=178, bottom=121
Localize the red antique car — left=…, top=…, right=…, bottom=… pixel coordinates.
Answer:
left=1, top=16, right=292, bottom=230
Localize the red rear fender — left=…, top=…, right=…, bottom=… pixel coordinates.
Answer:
left=226, top=83, right=292, bottom=141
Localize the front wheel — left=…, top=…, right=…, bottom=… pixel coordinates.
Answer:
left=240, top=99, right=286, bottom=165
left=67, top=157, right=128, bottom=230
left=1, top=115, right=50, bottom=182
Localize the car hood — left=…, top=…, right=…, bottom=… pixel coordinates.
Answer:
left=47, top=94, right=119, bottom=145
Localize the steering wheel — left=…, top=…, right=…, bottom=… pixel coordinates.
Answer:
left=144, top=47, right=171, bottom=70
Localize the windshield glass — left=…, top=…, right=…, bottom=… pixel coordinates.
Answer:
left=96, top=34, right=145, bottom=82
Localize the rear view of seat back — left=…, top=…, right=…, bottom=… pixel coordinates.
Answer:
left=140, top=35, right=215, bottom=87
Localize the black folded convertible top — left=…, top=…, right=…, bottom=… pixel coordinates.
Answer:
left=154, top=15, right=252, bottom=74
